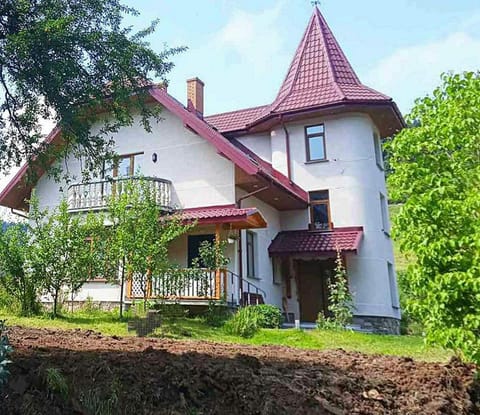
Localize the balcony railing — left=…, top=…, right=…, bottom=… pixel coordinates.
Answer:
left=67, top=176, right=172, bottom=211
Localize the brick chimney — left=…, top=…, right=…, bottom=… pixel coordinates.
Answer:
left=187, top=77, right=204, bottom=117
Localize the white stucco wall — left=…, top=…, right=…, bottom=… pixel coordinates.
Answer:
left=236, top=133, right=272, bottom=163
left=237, top=189, right=283, bottom=309
left=34, top=107, right=236, bottom=211
left=270, top=113, right=399, bottom=320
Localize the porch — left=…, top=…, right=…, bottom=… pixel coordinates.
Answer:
left=125, top=204, right=269, bottom=307
left=126, top=268, right=266, bottom=307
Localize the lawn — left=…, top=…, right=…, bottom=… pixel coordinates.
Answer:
left=0, top=309, right=451, bottom=362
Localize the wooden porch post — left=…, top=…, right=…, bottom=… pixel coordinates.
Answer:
left=215, top=223, right=221, bottom=299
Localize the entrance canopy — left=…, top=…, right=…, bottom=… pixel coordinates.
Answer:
left=180, top=204, right=267, bottom=229
left=268, top=227, right=363, bottom=257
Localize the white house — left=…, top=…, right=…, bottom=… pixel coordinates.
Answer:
left=0, top=8, right=404, bottom=333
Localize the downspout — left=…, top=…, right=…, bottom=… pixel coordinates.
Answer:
left=281, top=117, right=292, bottom=181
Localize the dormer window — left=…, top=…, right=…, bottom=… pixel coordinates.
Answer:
left=305, top=124, right=326, bottom=162
left=309, top=190, right=331, bottom=230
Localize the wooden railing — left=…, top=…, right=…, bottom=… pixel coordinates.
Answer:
left=126, top=268, right=267, bottom=306
left=67, top=176, right=172, bottom=211
left=126, top=269, right=227, bottom=301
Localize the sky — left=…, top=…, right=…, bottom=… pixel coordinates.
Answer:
left=2, top=0, right=480, bottom=211
left=119, top=0, right=480, bottom=115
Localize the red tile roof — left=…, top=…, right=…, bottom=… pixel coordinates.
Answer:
left=0, top=87, right=309, bottom=211
left=268, top=227, right=363, bottom=257
left=205, top=105, right=268, bottom=133
left=206, top=7, right=402, bottom=134
left=179, top=204, right=267, bottom=228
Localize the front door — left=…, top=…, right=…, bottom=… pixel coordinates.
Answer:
left=297, top=259, right=335, bottom=322
left=187, top=234, right=215, bottom=267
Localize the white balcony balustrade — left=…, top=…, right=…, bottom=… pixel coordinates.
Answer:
left=67, top=176, right=172, bottom=211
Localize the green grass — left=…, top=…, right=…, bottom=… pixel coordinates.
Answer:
left=0, top=309, right=451, bottom=362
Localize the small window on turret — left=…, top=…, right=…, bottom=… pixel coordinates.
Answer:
left=309, top=190, right=331, bottom=230
left=305, top=124, right=326, bottom=162
left=373, top=133, right=384, bottom=170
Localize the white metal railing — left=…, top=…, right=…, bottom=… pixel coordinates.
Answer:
left=67, top=176, right=172, bottom=211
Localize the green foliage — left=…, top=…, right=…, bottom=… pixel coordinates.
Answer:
left=79, top=379, right=120, bottom=415
left=0, top=320, right=13, bottom=390
left=45, top=368, right=69, bottom=401
left=224, top=307, right=259, bottom=338
left=317, top=251, right=354, bottom=330
left=0, top=224, right=40, bottom=315
left=203, top=303, right=230, bottom=327
left=105, top=178, right=193, bottom=315
left=29, top=196, right=104, bottom=318
left=0, top=0, right=185, bottom=174
left=192, top=239, right=230, bottom=271
left=387, top=72, right=480, bottom=362
left=250, top=304, right=282, bottom=328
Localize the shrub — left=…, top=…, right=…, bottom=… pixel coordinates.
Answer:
left=224, top=307, right=259, bottom=338
left=0, top=320, right=12, bottom=390
left=204, top=302, right=230, bottom=327
left=250, top=304, right=282, bottom=328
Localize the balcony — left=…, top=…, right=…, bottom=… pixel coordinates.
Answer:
left=67, top=176, right=172, bottom=212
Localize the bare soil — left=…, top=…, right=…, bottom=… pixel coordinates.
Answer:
left=1, top=326, right=479, bottom=414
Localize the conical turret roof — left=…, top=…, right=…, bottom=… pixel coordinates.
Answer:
left=206, top=7, right=403, bottom=135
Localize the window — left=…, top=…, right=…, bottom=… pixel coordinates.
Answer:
left=309, top=190, right=331, bottom=230
left=388, top=262, right=400, bottom=308
left=272, top=257, right=283, bottom=285
left=380, top=193, right=390, bottom=235
left=305, top=124, right=326, bottom=162
left=373, top=133, right=384, bottom=170
left=103, top=152, right=144, bottom=178
left=246, top=231, right=256, bottom=278
left=187, top=234, right=215, bottom=267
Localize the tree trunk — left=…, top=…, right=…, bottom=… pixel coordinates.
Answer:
left=119, top=259, right=125, bottom=319
left=53, top=290, right=58, bottom=318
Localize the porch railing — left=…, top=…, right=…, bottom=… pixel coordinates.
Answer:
left=126, top=268, right=266, bottom=306
left=126, top=269, right=227, bottom=301
left=67, top=176, right=172, bottom=211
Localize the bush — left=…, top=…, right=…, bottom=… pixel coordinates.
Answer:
left=0, top=321, right=13, bottom=390
left=204, top=302, right=230, bottom=327
left=250, top=304, right=282, bottom=328
left=224, top=307, right=259, bottom=338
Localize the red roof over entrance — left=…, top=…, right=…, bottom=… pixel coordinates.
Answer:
left=268, top=227, right=363, bottom=257
left=180, top=204, right=267, bottom=229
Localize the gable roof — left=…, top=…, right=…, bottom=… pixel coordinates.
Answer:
left=0, top=87, right=308, bottom=212
left=205, top=7, right=404, bottom=136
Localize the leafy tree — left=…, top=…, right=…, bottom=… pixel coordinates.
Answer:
left=388, top=72, right=480, bottom=362
left=106, top=178, right=192, bottom=316
left=0, top=224, right=39, bottom=315
left=0, top=0, right=184, bottom=174
left=29, top=196, right=102, bottom=317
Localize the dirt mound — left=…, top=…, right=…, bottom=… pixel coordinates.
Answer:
left=1, top=326, right=478, bottom=414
